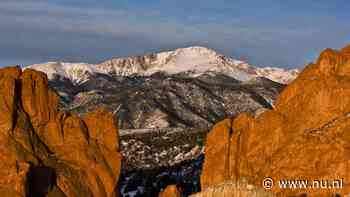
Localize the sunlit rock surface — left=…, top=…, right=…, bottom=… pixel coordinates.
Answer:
left=0, top=66, right=121, bottom=197
left=200, top=44, right=350, bottom=196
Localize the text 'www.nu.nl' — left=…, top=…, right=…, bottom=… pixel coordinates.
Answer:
left=262, top=177, right=344, bottom=190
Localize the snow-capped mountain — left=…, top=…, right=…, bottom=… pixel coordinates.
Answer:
left=23, top=47, right=290, bottom=197
left=26, top=46, right=299, bottom=84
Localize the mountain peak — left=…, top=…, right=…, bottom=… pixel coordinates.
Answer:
left=173, top=46, right=219, bottom=55
left=26, top=47, right=299, bottom=84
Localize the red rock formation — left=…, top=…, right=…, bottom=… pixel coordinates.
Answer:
left=191, top=180, right=275, bottom=197
left=159, top=185, right=181, bottom=197
left=200, top=119, right=233, bottom=189
left=0, top=66, right=121, bottom=197
left=200, top=44, right=350, bottom=196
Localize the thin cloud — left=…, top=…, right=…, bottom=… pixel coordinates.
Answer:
left=0, top=0, right=349, bottom=67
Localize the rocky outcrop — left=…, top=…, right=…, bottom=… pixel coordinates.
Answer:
left=159, top=185, right=181, bottom=197
left=200, top=44, right=350, bottom=196
left=0, top=66, right=121, bottom=197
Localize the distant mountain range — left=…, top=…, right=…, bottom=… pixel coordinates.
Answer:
left=24, top=47, right=296, bottom=196
left=24, top=46, right=290, bottom=131
left=27, top=46, right=299, bottom=84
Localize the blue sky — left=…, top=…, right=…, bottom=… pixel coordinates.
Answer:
left=1, top=0, right=349, bottom=68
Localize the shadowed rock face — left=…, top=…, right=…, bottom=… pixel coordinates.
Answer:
left=200, top=44, right=350, bottom=196
left=0, top=66, right=121, bottom=197
left=49, top=72, right=284, bottom=131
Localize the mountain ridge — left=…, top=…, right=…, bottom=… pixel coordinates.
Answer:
left=26, top=46, right=299, bottom=84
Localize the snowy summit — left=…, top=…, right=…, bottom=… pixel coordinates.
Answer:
left=26, top=46, right=299, bottom=84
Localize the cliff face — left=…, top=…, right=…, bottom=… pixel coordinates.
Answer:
left=200, top=44, right=350, bottom=196
left=0, top=66, right=121, bottom=197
